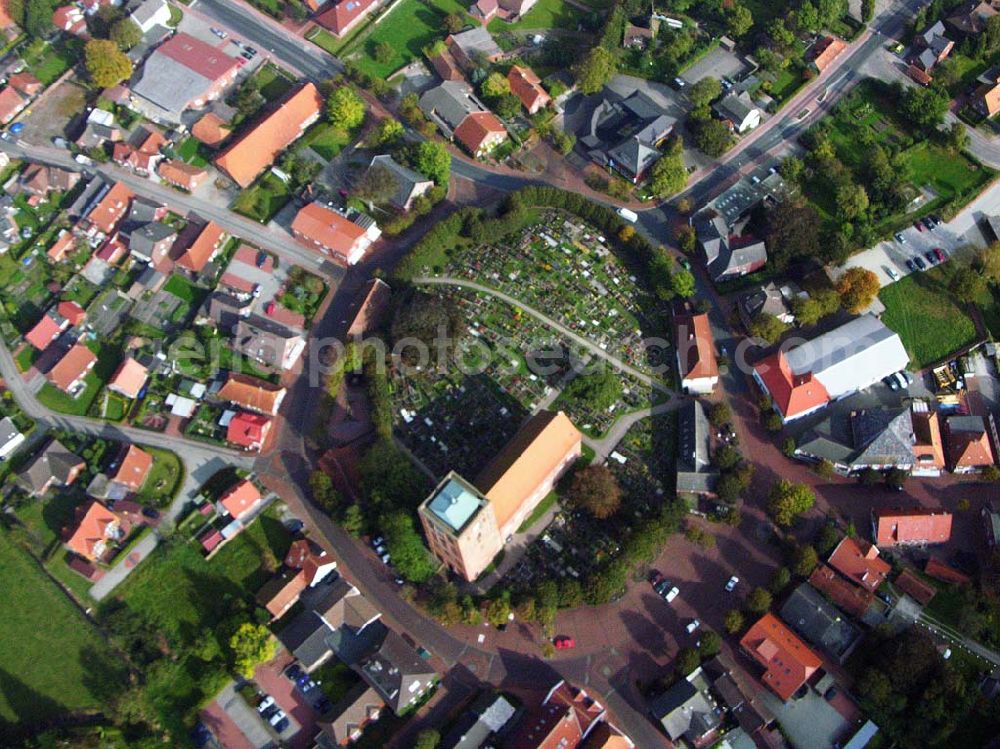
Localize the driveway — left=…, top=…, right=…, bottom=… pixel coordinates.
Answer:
left=680, top=47, right=751, bottom=86
left=90, top=530, right=159, bottom=601
left=202, top=682, right=275, bottom=749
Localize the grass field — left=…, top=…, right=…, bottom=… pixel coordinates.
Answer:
left=0, top=528, right=121, bottom=725
left=232, top=172, right=292, bottom=222
left=879, top=271, right=979, bottom=368
left=37, top=372, right=102, bottom=416
left=176, top=137, right=211, bottom=167
left=21, top=40, right=77, bottom=86
left=163, top=273, right=203, bottom=304
left=518, top=490, right=557, bottom=533
left=306, top=26, right=342, bottom=56
left=347, top=0, right=470, bottom=78
left=254, top=63, right=295, bottom=101
left=137, top=447, right=184, bottom=507
left=302, top=121, right=352, bottom=161
left=14, top=345, right=38, bottom=372
left=488, top=0, right=587, bottom=31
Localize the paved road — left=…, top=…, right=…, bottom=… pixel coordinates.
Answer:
left=413, top=276, right=674, bottom=394
left=90, top=529, right=160, bottom=600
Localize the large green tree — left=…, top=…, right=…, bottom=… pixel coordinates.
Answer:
left=229, top=623, right=275, bottom=678
left=110, top=18, right=142, bottom=50
left=768, top=480, right=816, bottom=526
left=414, top=140, right=451, bottom=185
left=574, top=47, right=616, bottom=94
left=327, top=86, right=366, bottom=130
left=567, top=465, right=622, bottom=519
left=688, top=77, right=721, bottom=108
left=85, top=39, right=133, bottom=89
left=380, top=510, right=436, bottom=583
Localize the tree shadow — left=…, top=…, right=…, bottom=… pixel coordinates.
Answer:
left=0, top=666, right=71, bottom=743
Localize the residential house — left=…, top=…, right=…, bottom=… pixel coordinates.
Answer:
left=190, top=111, right=232, bottom=147
left=125, top=222, right=176, bottom=266
left=7, top=73, right=40, bottom=98
left=675, top=399, right=718, bottom=496
left=46, top=343, right=97, bottom=395
left=507, top=680, right=632, bottom=749
left=871, top=508, right=953, bottom=547
left=107, top=356, right=149, bottom=399
left=419, top=411, right=582, bottom=581
left=315, top=683, right=385, bottom=747
left=47, top=230, right=77, bottom=262
left=217, top=478, right=264, bottom=520
left=779, top=583, right=862, bottom=663
left=739, top=612, right=822, bottom=701
left=700, top=656, right=777, bottom=747
left=110, top=444, right=153, bottom=492
left=112, top=129, right=166, bottom=175
left=17, top=439, right=85, bottom=495
left=20, top=164, right=81, bottom=198
left=811, top=35, right=846, bottom=72
left=316, top=0, right=380, bottom=36
left=910, top=21, right=954, bottom=74
left=895, top=568, right=937, bottom=604
left=446, top=27, right=503, bottom=71
left=0, top=86, right=27, bottom=124
left=623, top=16, right=659, bottom=48
left=752, top=315, right=909, bottom=423
left=131, top=32, right=241, bottom=122
left=64, top=500, right=123, bottom=561
left=944, top=414, right=996, bottom=472
left=215, top=82, right=324, bottom=188
left=675, top=312, right=719, bottom=395
left=0, top=416, right=25, bottom=460
left=428, top=47, right=464, bottom=82
left=227, top=411, right=272, bottom=451
left=346, top=278, right=391, bottom=338
left=75, top=108, right=123, bottom=150
left=53, top=5, right=88, bottom=35
left=291, top=202, right=380, bottom=265
left=696, top=215, right=768, bottom=282
left=827, top=537, right=889, bottom=593
left=57, top=301, right=87, bottom=328
left=983, top=498, right=1000, bottom=547
left=648, top=666, right=722, bottom=746
left=158, top=159, right=208, bottom=191
left=173, top=220, right=227, bottom=273
left=437, top=692, right=517, bottom=749
left=738, top=281, right=802, bottom=328
left=581, top=89, right=676, bottom=184
left=366, top=155, right=433, bottom=212
left=130, top=0, right=171, bottom=33
left=232, top=315, right=306, bottom=370
left=454, top=110, right=508, bottom=157
left=256, top=538, right=337, bottom=619
left=713, top=91, right=761, bottom=133
left=469, top=0, right=537, bottom=22
left=25, top=309, right=69, bottom=351
left=508, top=65, right=550, bottom=114
left=216, top=372, right=287, bottom=415
left=794, top=407, right=917, bottom=475
left=218, top=245, right=273, bottom=298
left=84, top=181, right=134, bottom=236
left=356, top=630, right=436, bottom=714
left=945, top=0, right=1000, bottom=36
left=808, top=564, right=877, bottom=621
left=971, top=73, right=1000, bottom=117
left=910, top=401, right=946, bottom=476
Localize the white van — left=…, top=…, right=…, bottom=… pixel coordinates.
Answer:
left=617, top=207, right=638, bottom=223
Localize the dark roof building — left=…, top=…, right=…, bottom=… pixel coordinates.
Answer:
left=439, top=691, right=518, bottom=749
left=17, top=439, right=85, bottom=496
left=581, top=89, right=676, bottom=184
left=675, top=399, right=718, bottom=496
left=648, top=667, right=722, bottom=745
left=779, top=583, right=862, bottom=663
left=356, top=630, right=436, bottom=714
left=794, top=408, right=916, bottom=474
left=367, top=155, right=434, bottom=211
left=696, top=215, right=767, bottom=282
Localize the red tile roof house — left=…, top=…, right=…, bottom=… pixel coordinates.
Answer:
left=316, top=0, right=379, bottom=37
left=217, top=478, right=264, bottom=520
left=107, top=356, right=149, bottom=399
left=944, top=414, right=997, bottom=473
left=508, top=65, right=551, bottom=114
left=256, top=538, right=337, bottom=619
left=64, top=500, right=125, bottom=562
left=739, top=613, right=823, bottom=701
left=454, top=110, right=508, bottom=158
left=47, top=230, right=77, bottom=262
left=110, top=444, right=153, bottom=492
left=53, top=5, right=89, bottom=36
left=158, top=159, right=208, bottom=192
left=21, top=164, right=81, bottom=199
left=46, top=343, right=97, bottom=395
left=219, top=244, right=274, bottom=298
left=215, top=82, right=324, bottom=189
left=871, top=508, right=953, bottom=547
left=57, top=300, right=87, bottom=327
left=217, top=372, right=287, bottom=415
left=173, top=220, right=227, bottom=274
left=227, top=411, right=272, bottom=451
left=675, top=312, right=719, bottom=395
left=507, top=679, right=631, bottom=749
left=291, top=202, right=381, bottom=265
left=25, top=309, right=69, bottom=351
left=826, top=537, right=890, bottom=593
left=191, top=111, right=232, bottom=147
left=419, top=81, right=507, bottom=158
left=0, top=85, right=27, bottom=124
left=84, top=181, right=134, bottom=236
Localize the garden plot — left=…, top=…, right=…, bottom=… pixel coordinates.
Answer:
left=436, top=210, right=664, bottom=374
left=129, top=288, right=186, bottom=331
left=605, top=412, right=676, bottom=511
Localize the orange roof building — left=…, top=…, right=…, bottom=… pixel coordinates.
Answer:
left=739, top=613, right=822, bottom=701
left=508, top=65, right=551, bottom=114
left=174, top=221, right=227, bottom=273
left=86, top=181, right=134, bottom=235
left=0, top=86, right=27, bottom=124
left=25, top=311, right=68, bottom=351
left=872, top=508, right=952, bottom=547
left=924, top=557, right=971, bottom=586
left=811, top=35, right=846, bottom=72
left=257, top=540, right=337, bottom=619
left=10, top=72, right=42, bottom=97
left=215, top=83, right=323, bottom=188
left=315, top=0, right=379, bottom=36
left=111, top=444, right=153, bottom=491
left=453, top=110, right=507, bottom=158
left=753, top=350, right=830, bottom=422
left=226, top=411, right=272, bottom=451
left=944, top=414, right=996, bottom=472
left=972, top=78, right=1000, bottom=118
left=191, top=111, right=232, bottom=146
left=158, top=159, right=208, bottom=192
left=894, top=569, right=937, bottom=605
left=57, top=300, right=86, bottom=327
left=826, top=537, right=889, bottom=593
left=508, top=680, right=617, bottom=749
left=218, top=478, right=263, bottom=520
left=675, top=312, right=719, bottom=395
left=217, top=372, right=287, bottom=415
left=47, top=229, right=76, bottom=263
left=65, top=500, right=123, bottom=561
left=911, top=404, right=945, bottom=474
left=290, top=202, right=380, bottom=265
left=46, top=343, right=97, bottom=393
left=107, top=356, right=149, bottom=399
left=808, top=565, right=875, bottom=620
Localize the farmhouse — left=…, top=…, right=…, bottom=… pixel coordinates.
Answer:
left=291, top=202, right=381, bottom=265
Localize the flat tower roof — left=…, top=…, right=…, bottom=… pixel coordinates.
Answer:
left=425, top=473, right=487, bottom=534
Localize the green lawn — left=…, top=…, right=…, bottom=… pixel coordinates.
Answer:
left=900, top=141, right=991, bottom=205
left=21, top=40, right=77, bottom=86
left=167, top=2, right=183, bottom=25
left=176, top=136, right=211, bottom=167
left=770, top=67, right=804, bottom=102
left=232, top=172, right=292, bottom=223
left=302, top=121, right=351, bottom=161
left=306, top=26, right=343, bottom=56
left=488, top=0, right=586, bottom=31
left=16, top=491, right=86, bottom=554
left=163, top=273, right=203, bottom=304
left=346, top=0, right=471, bottom=78
left=14, top=344, right=38, bottom=372
left=37, top=372, right=103, bottom=416
left=517, top=490, right=558, bottom=533
left=136, top=447, right=184, bottom=507
left=878, top=271, right=979, bottom=368
left=253, top=63, right=295, bottom=101
left=0, top=528, right=122, bottom=725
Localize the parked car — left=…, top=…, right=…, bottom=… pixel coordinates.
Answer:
left=884, top=374, right=900, bottom=390
left=268, top=709, right=287, bottom=727
left=211, top=27, right=228, bottom=38
left=371, top=536, right=384, bottom=548
left=658, top=583, right=680, bottom=602
left=905, top=259, right=916, bottom=273
left=885, top=266, right=899, bottom=281
left=273, top=717, right=290, bottom=732
left=922, top=217, right=935, bottom=231
left=934, top=247, right=947, bottom=262
left=893, top=372, right=909, bottom=390
left=379, top=553, right=391, bottom=564
left=725, top=575, right=739, bottom=592
left=284, top=664, right=305, bottom=682
left=141, top=507, right=160, bottom=520
left=554, top=636, right=576, bottom=649
left=257, top=695, right=275, bottom=714
left=895, top=232, right=906, bottom=244
left=914, top=221, right=925, bottom=232
left=617, top=207, right=638, bottom=223
left=686, top=619, right=700, bottom=634
left=913, top=256, right=927, bottom=271
left=924, top=250, right=937, bottom=265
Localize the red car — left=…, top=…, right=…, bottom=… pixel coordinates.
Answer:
left=914, top=221, right=925, bottom=232
left=265, top=301, right=276, bottom=316
left=554, top=636, right=576, bottom=650
left=933, top=247, right=946, bottom=263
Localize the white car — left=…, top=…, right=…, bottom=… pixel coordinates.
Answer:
left=617, top=207, right=638, bottom=223
left=257, top=695, right=275, bottom=714
left=211, top=27, right=228, bottom=39
left=686, top=619, right=700, bottom=634
left=268, top=709, right=286, bottom=727
left=725, top=576, right=739, bottom=592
